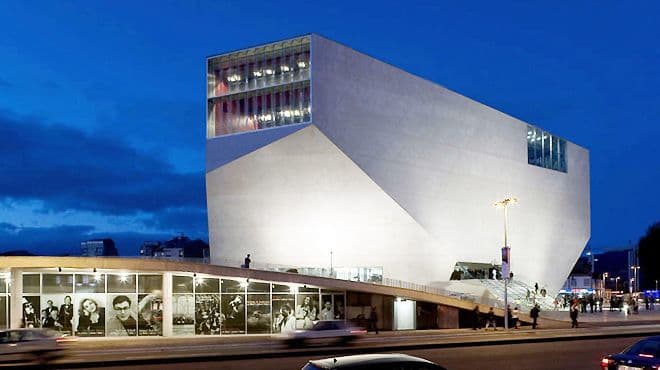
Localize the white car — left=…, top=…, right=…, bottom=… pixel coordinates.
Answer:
left=302, top=353, right=447, bottom=370
left=0, top=328, right=75, bottom=364
left=282, top=320, right=366, bottom=347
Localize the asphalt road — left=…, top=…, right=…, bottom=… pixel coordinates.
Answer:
left=69, top=336, right=644, bottom=370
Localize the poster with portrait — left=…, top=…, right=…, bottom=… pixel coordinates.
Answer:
left=295, top=294, right=318, bottom=329
left=319, top=294, right=334, bottom=321
left=195, top=294, right=221, bottom=335
left=247, top=294, right=270, bottom=334
left=21, top=296, right=40, bottom=328
left=221, top=293, right=245, bottom=334
left=334, top=294, right=345, bottom=320
left=271, top=294, right=295, bottom=334
left=40, top=294, right=73, bottom=335
left=106, top=294, right=138, bottom=336
left=172, top=294, right=194, bottom=335
left=75, top=294, right=105, bottom=337
left=138, top=293, right=162, bottom=336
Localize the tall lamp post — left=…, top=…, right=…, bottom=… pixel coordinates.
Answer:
left=494, top=196, right=518, bottom=330
left=631, top=265, right=640, bottom=293
left=615, top=277, right=620, bottom=292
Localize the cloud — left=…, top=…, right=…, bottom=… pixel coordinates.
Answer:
left=0, top=222, right=177, bottom=256
left=0, top=111, right=206, bottom=216
left=141, top=207, right=208, bottom=236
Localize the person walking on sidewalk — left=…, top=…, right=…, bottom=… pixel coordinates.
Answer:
left=512, top=306, right=520, bottom=329
left=485, top=307, right=496, bottom=330
left=471, top=305, right=480, bottom=330
left=570, top=303, right=579, bottom=328
left=530, top=304, right=540, bottom=329
left=368, top=306, right=379, bottom=334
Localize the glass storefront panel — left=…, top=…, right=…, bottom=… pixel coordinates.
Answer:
left=108, top=274, right=136, bottom=293
left=0, top=297, right=6, bottom=329
left=221, top=292, right=245, bottom=334
left=42, top=274, right=73, bottom=294
left=75, top=274, right=105, bottom=293
left=173, top=276, right=193, bottom=294
left=16, top=269, right=345, bottom=337
left=75, top=293, right=105, bottom=336
left=173, top=294, right=194, bottom=335
left=247, top=294, right=270, bottom=334
left=195, top=294, right=221, bottom=335
left=272, top=293, right=295, bottom=333
left=23, top=274, right=40, bottom=294
left=295, top=293, right=319, bottom=329
left=195, top=277, right=219, bottom=294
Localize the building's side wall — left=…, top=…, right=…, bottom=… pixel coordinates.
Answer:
left=206, top=125, right=454, bottom=281
left=310, top=35, right=590, bottom=293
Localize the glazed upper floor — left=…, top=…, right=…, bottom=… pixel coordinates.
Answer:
left=207, top=36, right=311, bottom=137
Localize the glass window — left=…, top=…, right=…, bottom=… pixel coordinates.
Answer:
left=172, top=276, right=193, bottom=294
left=138, top=275, right=162, bottom=294
left=107, top=274, right=136, bottom=293
left=247, top=281, right=269, bottom=293
left=42, top=274, right=73, bottom=294
left=22, top=274, right=40, bottom=294
left=221, top=279, right=245, bottom=294
left=195, top=277, right=219, bottom=294
left=75, top=274, right=105, bottom=293
left=526, top=125, right=567, bottom=173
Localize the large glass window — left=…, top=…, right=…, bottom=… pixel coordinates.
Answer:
left=207, top=36, right=311, bottom=138
left=527, top=125, right=567, bottom=172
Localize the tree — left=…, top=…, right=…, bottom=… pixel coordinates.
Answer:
left=638, top=222, right=660, bottom=290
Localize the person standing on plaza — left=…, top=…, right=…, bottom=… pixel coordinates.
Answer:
left=369, top=306, right=379, bottom=334
left=243, top=254, right=251, bottom=268
left=570, top=303, right=579, bottom=328
left=512, top=306, right=520, bottom=329
left=530, top=304, right=540, bottom=329
left=471, top=305, right=480, bottom=330
left=485, top=307, right=496, bottom=330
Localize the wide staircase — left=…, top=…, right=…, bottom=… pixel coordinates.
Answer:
left=479, top=279, right=556, bottom=311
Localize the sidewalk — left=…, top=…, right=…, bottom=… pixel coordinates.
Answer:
left=540, top=305, right=660, bottom=325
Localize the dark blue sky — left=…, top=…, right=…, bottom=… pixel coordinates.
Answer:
left=0, top=1, right=658, bottom=256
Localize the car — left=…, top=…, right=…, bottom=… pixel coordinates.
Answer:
left=281, top=320, right=366, bottom=347
left=601, top=335, right=660, bottom=370
left=302, top=353, right=447, bottom=370
left=0, top=328, right=75, bottom=365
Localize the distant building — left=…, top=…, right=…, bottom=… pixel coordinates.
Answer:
left=80, top=239, right=118, bottom=257
left=140, top=235, right=209, bottom=262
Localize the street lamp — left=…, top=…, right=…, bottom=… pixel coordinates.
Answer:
left=603, top=272, right=609, bottom=291
left=631, top=266, right=640, bottom=293
left=616, top=277, right=620, bottom=292
left=494, top=196, right=518, bottom=330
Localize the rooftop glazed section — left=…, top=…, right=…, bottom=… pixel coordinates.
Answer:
left=207, top=36, right=311, bottom=137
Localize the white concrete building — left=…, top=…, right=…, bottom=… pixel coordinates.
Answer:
left=205, top=34, right=590, bottom=296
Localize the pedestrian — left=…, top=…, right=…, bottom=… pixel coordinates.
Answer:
left=534, top=282, right=539, bottom=293
left=243, top=254, right=251, bottom=268
left=530, top=304, right=540, bottom=329
left=512, top=306, right=520, bottom=329
left=471, top=305, right=480, bottom=330
left=369, top=306, right=378, bottom=334
left=485, top=307, right=496, bottom=330
left=570, top=304, right=579, bottom=328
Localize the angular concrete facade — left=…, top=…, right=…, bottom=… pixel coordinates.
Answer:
left=206, top=34, right=590, bottom=295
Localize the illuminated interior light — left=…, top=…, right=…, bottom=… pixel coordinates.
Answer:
left=227, top=74, right=242, bottom=82
left=195, top=277, right=205, bottom=286
left=239, top=279, right=249, bottom=288
left=264, top=69, right=274, bottom=75
left=258, top=113, right=273, bottom=122
left=94, top=273, right=102, bottom=282
left=297, top=61, right=308, bottom=68
left=252, top=71, right=263, bottom=77
left=119, top=273, right=129, bottom=283
left=280, top=65, right=290, bottom=72
left=293, top=109, right=302, bottom=116
left=282, top=110, right=292, bottom=118
left=288, top=284, right=298, bottom=293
